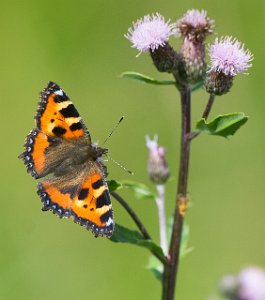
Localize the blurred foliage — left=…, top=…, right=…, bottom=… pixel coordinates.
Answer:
left=1, top=0, right=264, bottom=300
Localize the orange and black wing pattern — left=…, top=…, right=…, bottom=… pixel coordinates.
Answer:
left=19, top=81, right=90, bottom=179
left=19, top=82, right=114, bottom=237
left=36, top=81, right=90, bottom=139
left=38, top=165, right=114, bottom=237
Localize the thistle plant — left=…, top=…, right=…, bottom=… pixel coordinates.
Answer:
left=108, top=9, right=253, bottom=300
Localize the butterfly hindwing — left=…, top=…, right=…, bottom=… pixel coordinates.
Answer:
left=71, top=171, right=113, bottom=237
left=38, top=164, right=114, bottom=237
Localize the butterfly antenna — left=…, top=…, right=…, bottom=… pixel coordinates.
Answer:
left=106, top=154, right=134, bottom=175
left=102, top=116, right=124, bottom=146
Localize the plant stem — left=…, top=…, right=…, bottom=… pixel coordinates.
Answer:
left=189, top=93, right=215, bottom=140
left=111, top=191, right=168, bottom=265
left=202, top=93, right=215, bottom=119
left=156, top=184, right=168, bottom=255
left=111, top=191, right=151, bottom=240
left=162, top=85, right=191, bottom=300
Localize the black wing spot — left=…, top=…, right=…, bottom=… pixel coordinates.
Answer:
left=96, top=190, right=111, bottom=208
left=100, top=209, right=112, bottom=224
left=52, top=126, right=67, bottom=137
left=54, top=93, right=68, bottom=103
left=83, top=204, right=88, bottom=209
left=50, top=118, right=55, bottom=123
left=92, top=179, right=103, bottom=189
left=78, top=188, right=89, bottom=200
left=69, top=122, right=83, bottom=131
left=60, top=104, right=79, bottom=118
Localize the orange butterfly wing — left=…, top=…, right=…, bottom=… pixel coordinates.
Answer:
left=38, top=166, right=114, bottom=237
left=36, top=81, right=90, bottom=139
left=19, top=82, right=114, bottom=237
left=19, top=81, right=91, bottom=178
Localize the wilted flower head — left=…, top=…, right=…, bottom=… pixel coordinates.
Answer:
left=125, top=13, right=174, bottom=55
left=176, top=9, right=214, bottom=42
left=175, top=9, right=213, bottom=84
left=146, top=135, right=169, bottom=185
left=208, top=36, right=253, bottom=76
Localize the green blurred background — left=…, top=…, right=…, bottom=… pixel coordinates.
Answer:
left=1, top=0, right=264, bottom=299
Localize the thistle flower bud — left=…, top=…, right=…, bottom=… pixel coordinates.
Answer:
left=176, top=9, right=214, bottom=43
left=146, top=135, right=169, bottom=185
left=219, top=275, right=239, bottom=299
left=179, top=38, right=206, bottom=83
left=125, top=13, right=178, bottom=73
left=176, top=9, right=214, bottom=83
left=205, top=71, right=234, bottom=95
left=206, top=36, right=253, bottom=95
left=149, top=42, right=178, bottom=73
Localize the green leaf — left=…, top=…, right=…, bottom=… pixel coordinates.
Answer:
left=191, top=81, right=204, bottom=92
left=121, top=71, right=176, bottom=85
left=196, top=112, right=248, bottom=139
left=147, top=216, right=194, bottom=282
left=147, top=256, right=163, bottom=282
left=110, top=224, right=164, bottom=260
left=179, top=222, right=194, bottom=259
left=121, top=72, right=203, bottom=91
left=119, top=180, right=156, bottom=200
left=107, top=180, right=122, bottom=192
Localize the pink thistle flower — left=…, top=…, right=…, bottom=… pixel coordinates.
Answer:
left=176, top=9, right=214, bottom=42
left=238, top=267, right=265, bottom=300
left=208, top=36, right=253, bottom=76
left=125, top=13, right=174, bottom=55
left=219, top=267, right=265, bottom=300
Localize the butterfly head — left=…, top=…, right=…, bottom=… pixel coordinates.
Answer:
left=91, top=143, right=108, bottom=160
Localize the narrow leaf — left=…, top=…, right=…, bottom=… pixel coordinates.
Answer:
left=179, top=222, right=194, bottom=259
left=121, top=71, right=176, bottom=85
left=147, top=256, right=163, bottom=282
left=196, top=112, right=248, bottom=139
left=147, top=216, right=193, bottom=281
left=110, top=224, right=164, bottom=259
left=120, top=180, right=156, bottom=200
left=191, top=81, right=204, bottom=92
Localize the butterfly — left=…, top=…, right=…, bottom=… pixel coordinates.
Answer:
left=19, top=81, right=114, bottom=237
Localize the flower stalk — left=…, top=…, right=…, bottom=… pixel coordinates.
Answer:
left=125, top=10, right=253, bottom=300
left=155, top=184, right=168, bottom=254
left=162, top=85, right=191, bottom=300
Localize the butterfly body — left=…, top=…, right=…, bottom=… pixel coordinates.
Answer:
left=19, top=82, right=114, bottom=237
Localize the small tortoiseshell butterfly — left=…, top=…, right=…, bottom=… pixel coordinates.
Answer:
left=19, top=81, right=114, bottom=237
